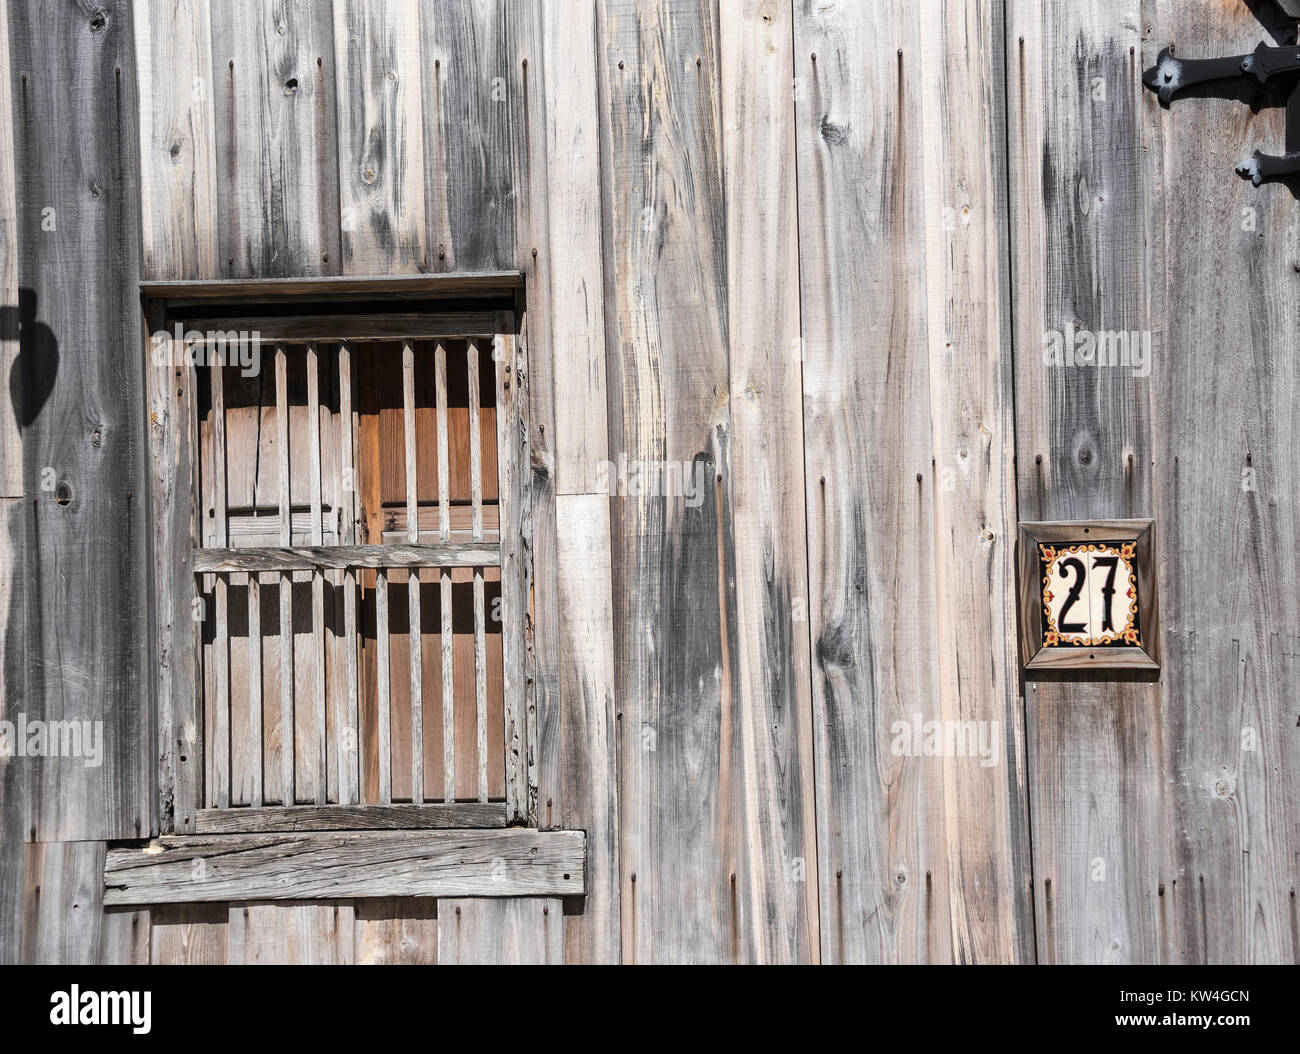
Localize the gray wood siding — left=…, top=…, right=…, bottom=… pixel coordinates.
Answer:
left=1, top=0, right=1296, bottom=964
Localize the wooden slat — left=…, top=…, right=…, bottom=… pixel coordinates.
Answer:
left=376, top=569, right=391, bottom=804
left=436, top=341, right=455, bottom=802
left=468, top=341, right=488, bottom=803
left=275, top=346, right=294, bottom=805
left=307, top=344, right=328, bottom=803
left=194, top=542, right=500, bottom=573
left=195, top=802, right=507, bottom=833
left=104, top=830, right=587, bottom=904
left=210, top=357, right=231, bottom=809
left=338, top=343, right=360, bottom=805
left=494, top=313, right=530, bottom=824
left=247, top=573, right=263, bottom=808
left=790, top=0, right=945, bottom=963
left=404, top=342, right=423, bottom=804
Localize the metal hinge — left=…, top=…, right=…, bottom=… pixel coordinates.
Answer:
left=1143, top=40, right=1300, bottom=186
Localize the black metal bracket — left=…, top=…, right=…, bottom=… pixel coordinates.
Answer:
left=1143, top=41, right=1300, bottom=186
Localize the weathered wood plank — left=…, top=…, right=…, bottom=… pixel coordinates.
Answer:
left=3, top=841, right=106, bottom=964
left=195, top=801, right=507, bottom=832
left=596, top=0, right=735, bottom=964
left=134, top=0, right=219, bottom=281
left=0, top=0, right=19, bottom=497
left=104, top=829, right=587, bottom=903
left=791, top=0, right=949, bottom=964
left=354, top=898, right=437, bottom=963
left=493, top=312, right=531, bottom=824
left=719, top=0, right=819, bottom=964
left=210, top=0, right=340, bottom=278
left=554, top=494, right=619, bottom=963
left=1137, top=1, right=1299, bottom=964
left=9, top=0, right=151, bottom=841
left=332, top=0, right=427, bottom=272
left=437, top=897, right=562, bottom=964
left=307, top=346, right=328, bottom=801
left=136, top=0, right=221, bottom=839
left=149, top=904, right=229, bottom=964
left=140, top=270, right=522, bottom=302
left=229, top=902, right=354, bottom=963
left=917, top=0, right=1035, bottom=962
left=418, top=0, right=518, bottom=272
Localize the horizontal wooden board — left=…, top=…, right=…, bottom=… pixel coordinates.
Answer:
left=104, top=829, right=585, bottom=904
left=195, top=803, right=507, bottom=832
left=179, top=312, right=499, bottom=341
left=142, top=271, right=523, bottom=302
left=193, top=542, right=500, bottom=572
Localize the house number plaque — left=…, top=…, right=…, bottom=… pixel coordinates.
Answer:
left=1018, top=520, right=1160, bottom=673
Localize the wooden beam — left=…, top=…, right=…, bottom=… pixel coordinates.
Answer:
left=140, top=271, right=523, bottom=302
left=194, top=802, right=507, bottom=833
left=104, top=830, right=586, bottom=904
left=193, top=542, right=501, bottom=573
left=180, top=312, right=498, bottom=343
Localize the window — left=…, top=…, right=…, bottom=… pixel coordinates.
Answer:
left=142, top=277, right=534, bottom=836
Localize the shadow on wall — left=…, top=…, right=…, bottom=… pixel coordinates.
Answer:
left=0, top=289, right=57, bottom=428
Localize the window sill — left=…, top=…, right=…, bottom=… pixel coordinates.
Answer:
left=104, top=829, right=585, bottom=905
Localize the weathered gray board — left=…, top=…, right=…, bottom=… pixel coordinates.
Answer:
left=2, top=0, right=1298, bottom=965
left=0, top=0, right=151, bottom=857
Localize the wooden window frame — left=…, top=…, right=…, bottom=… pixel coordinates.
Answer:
left=140, top=274, right=538, bottom=839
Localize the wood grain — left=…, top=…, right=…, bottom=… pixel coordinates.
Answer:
left=720, top=0, right=819, bottom=963
left=104, top=829, right=586, bottom=903
left=791, top=0, right=949, bottom=963
left=210, top=0, right=341, bottom=278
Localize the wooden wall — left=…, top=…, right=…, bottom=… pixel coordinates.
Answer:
left=0, top=0, right=1296, bottom=964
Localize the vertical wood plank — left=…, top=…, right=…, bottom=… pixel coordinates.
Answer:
left=6, top=0, right=151, bottom=843
left=468, top=342, right=488, bottom=803
left=917, top=0, right=1034, bottom=962
left=353, top=898, right=436, bottom=963
left=275, top=346, right=295, bottom=804
left=307, top=344, right=328, bottom=802
left=332, top=0, right=428, bottom=272
left=596, top=0, right=733, bottom=963
left=402, top=340, right=423, bottom=803
left=150, top=904, right=229, bottom=964
left=1006, top=0, right=1166, bottom=964
left=436, top=898, right=561, bottom=964
left=210, top=0, right=341, bottom=278
left=719, top=0, right=819, bottom=964
left=791, top=0, right=950, bottom=963
left=494, top=313, right=530, bottom=825
left=436, top=340, right=455, bottom=802
left=375, top=569, right=392, bottom=803
left=229, top=902, right=355, bottom=963
left=247, top=573, right=263, bottom=807
left=210, top=356, right=231, bottom=809
left=0, top=0, right=19, bottom=497
left=338, top=343, right=361, bottom=804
